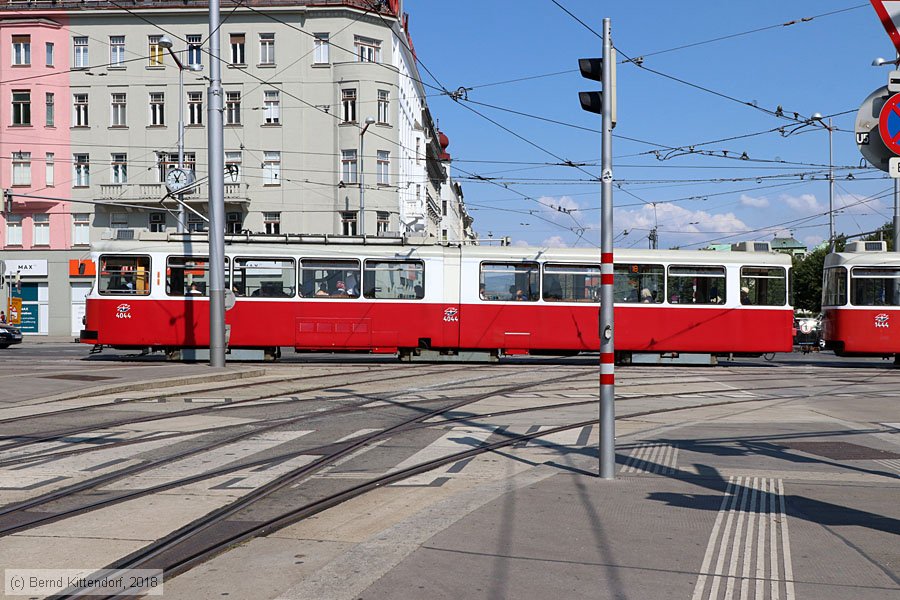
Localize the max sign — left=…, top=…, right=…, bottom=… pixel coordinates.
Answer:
left=3, top=260, right=48, bottom=277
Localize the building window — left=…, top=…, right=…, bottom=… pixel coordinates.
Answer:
left=226, top=212, right=243, bottom=234
left=225, top=91, right=241, bottom=125
left=442, top=199, right=448, bottom=216
left=149, top=92, right=165, bottom=126
left=111, top=153, right=127, bottom=184
left=377, top=89, right=389, bottom=124
left=188, top=91, right=203, bottom=125
left=377, top=211, right=390, bottom=235
left=45, top=42, right=54, bottom=67
left=342, top=89, right=356, bottom=123
left=12, top=35, right=31, bottom=66
left=313, top=33, right=329, bottom=64
left=33, top=213, right=49, bottom=246
left=12, top=152, right=31, bottom=186
left=6, top=215, right=23, bottom=246
left=263, top=90, right=280, bottom=124
left=73, top=37, right=88, bottom=69
left=187, top=212, right=205, bottom=232
left=73, top=93, right=89, bottom=127
left=187, top=34, right=202, bottom=67
left=148, top=35, right=164, bottom=67
left=226, top=151, right=242, bottom=182
left=110, top=36, right=125, bottom=67
left=110, top=213, right=128, bottom=229
left=12, top=90, right=31, bottom=126
left=415, top=138, right=421, bottom=164
left=149, top=212, right=165, bottom=233
left=341, top=211, right=358, bottom=236
left=45, top=92, right=54, bottom=126
left=230, top=34, right=245, bottom=65
left=355, top=36, right=381, bottom=63
left=156, top=152, right=195, bottom=182
left=45, top=153, right=54, bottom=187
left=259, top=33, right=275, bottom=65
left=264, top=212, right=280, bottom=234
left=73, top=154, right=90, bottom=187
left=263, top=151, right=280, bottom=185
left=111, top=92, right=127, bottom=127
left=341, top=149, right=358, bottom=184
left=376, top=150, right=390, bottom=185
left=73, top=213, right=90, bottom=245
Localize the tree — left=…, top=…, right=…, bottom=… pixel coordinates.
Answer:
left=792, top=248, right=826, bottom=313
left=862, top=221, right=895, bottom=251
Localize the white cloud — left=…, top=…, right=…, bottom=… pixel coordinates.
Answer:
left=539, top=235, right=569, bottom=248
left=535, top=195, right=584, bottom=223
left=740, top=194, right=769, bottom=208
left=614, top=203, right=750, bottom=247
left=782, top=193, right=821, bottom=213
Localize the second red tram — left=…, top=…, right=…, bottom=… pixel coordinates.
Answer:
left=79, top=235, right=795, bottom=360
left=822, top=241, right=900, bottom=359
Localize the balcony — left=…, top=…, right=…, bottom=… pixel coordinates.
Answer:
left=97, top=182, right=248, bottom=203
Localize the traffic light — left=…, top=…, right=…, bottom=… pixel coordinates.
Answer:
left=578, top=54, right=616, bottom=126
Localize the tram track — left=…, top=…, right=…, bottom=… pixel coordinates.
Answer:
left=0, top=365, right=582, bottom=533
left=49, top=371, right=855, bottom=600
left=0, top=362, right=484, bottom=453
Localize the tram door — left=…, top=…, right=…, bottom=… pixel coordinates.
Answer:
left=442, top=248, right=462, bottom=349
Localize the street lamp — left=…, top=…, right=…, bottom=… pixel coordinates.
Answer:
left=158, top=35, right=203, bottom=234
left=358, top=116, right=376, bottom=237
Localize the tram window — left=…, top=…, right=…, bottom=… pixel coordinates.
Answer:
left=666, top=265, right=726, bottom=304
left=166, top=256, right=229, bottom=297
left=850, top=267, right=900, bottom=306
left=299, top=259, right=359, bottom=298
left=740, top=266, right=786, bottom=306
left=98, top=255, right=151, bottom=296
left=234, top=257, right=295, bottom=297
left=542, top=263, right=600, bottom=303
left=822, top=267, right=847, bottom=306
left=363, top=260, right=424, bottom=299
left=613, top=264, right=664, bottom=304
left=479, top=262, right=539, bottom=301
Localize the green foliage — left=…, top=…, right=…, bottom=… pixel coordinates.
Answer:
left=861, top=221, right=895, bottom=251
left=792, top=248, right=826, bottom=313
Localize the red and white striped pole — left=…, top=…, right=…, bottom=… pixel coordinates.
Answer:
left=598, top=17, right=616, bottom=479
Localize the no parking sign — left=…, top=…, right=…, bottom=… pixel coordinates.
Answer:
left=878, top=93, right=900, bottom=155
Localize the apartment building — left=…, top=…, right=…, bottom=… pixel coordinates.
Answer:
left=0, top=0, right=475, bottom=336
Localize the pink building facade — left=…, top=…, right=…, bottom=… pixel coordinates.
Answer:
left=1, top=15, right=74, bottom=250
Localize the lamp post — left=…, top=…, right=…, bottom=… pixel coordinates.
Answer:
left=358, top=116, right=376, bottom=237
left=158, top=36, right=203, bottom=234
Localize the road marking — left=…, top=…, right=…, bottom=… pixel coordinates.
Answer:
left=875, top=458, right=900, bottom=474
left=691, top=476, right=794, bottom=600
left=388, top=426, right=499, bottom=486
left=619, top=442, right=678, bottom=475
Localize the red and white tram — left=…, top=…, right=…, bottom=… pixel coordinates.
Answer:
left=79, top=235, right=795, bottom=360
left=822, top=241, right=900, bottom=359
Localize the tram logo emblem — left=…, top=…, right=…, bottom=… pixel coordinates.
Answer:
left=443, top=307, right=459, bottom=322
left=875, top=313, right=889, bottom=328
left=115, top=303, right=133, bottom=319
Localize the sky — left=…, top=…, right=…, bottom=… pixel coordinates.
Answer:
left=405, top=1, right=895, bottom=251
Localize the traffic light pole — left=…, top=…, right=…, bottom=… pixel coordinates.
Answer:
left=598, top=17, right=616, bottom=480
left=207, top=0, right=226, bottom=367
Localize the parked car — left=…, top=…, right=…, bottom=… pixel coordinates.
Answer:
left=0, top=323, right=23, bottom=348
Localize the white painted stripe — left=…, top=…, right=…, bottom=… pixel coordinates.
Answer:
left=779, top=479, right=796, bottom=600
left=334, top=428, right=382, bottom=443
left=691, top=477, right=793, bottom=600
left=691, top=477, right=736, bottom=600
left=101, top=430, right=312, bottom=490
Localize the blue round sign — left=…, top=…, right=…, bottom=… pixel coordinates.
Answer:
left=878, top=93, right=900, bottom=155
